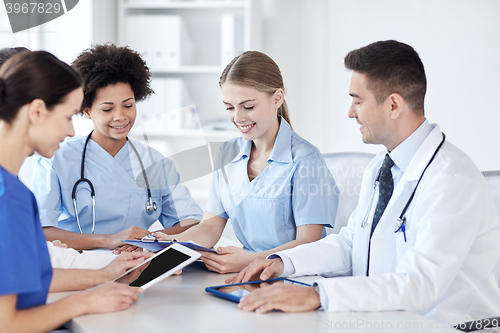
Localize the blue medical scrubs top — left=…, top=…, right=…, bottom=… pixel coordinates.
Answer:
left=31, top=137, right=203, bottom=234
left=206, top=117, right=338, bottom=252
left=0, top=166, right=52, bottom=309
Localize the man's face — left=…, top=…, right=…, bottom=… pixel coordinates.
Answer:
left=348, top=72, right=391, bottom=146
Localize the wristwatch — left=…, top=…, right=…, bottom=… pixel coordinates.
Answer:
left=313, top=284, right=320, bottom=296
left=313, top=283, right=322, bottom=309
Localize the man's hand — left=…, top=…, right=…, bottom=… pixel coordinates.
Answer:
left=201, top=246, right=257, bottom=274
left=238, top=283, right=321, bottom=313
left=226, top=258, right=284, bottom=284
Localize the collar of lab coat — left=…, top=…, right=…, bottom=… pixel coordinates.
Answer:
left=399, top=123, right=443, bottom=182
left=389, top=119, right=433, bottom=174
left=378, top=123, right=444, bottom=208
left=368, top=123, right=443, bottom=182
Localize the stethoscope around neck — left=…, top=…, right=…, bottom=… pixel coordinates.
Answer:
left=71, top=130, right=157, bottom=234
left=360, top=133, right=446, bottom=240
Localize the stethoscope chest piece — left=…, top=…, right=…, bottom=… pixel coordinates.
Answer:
left=146, top=197, right=157, bottom=215
left=73, top=131, right=158, bottom=232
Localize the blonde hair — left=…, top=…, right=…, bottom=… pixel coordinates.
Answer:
left=219, top=51, right=292, bottom=129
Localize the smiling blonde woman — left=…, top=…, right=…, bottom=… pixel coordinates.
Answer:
left=154, top=51, right=339, bottom=274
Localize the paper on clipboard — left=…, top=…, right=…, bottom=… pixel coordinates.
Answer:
left=123, top=240, right=217, bottom=253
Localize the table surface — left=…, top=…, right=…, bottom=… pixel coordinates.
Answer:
left=49, top=262, right=459, bottom=333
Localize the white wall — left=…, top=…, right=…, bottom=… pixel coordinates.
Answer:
left=260, top=0, right=329, bottom=151
left=15, top=1, right=94, bottom=186
left=13, top=0, right=500, bottom=186
left=262, top=0, right=500, bottom=171
left=38, top=0, right=93, bottom=64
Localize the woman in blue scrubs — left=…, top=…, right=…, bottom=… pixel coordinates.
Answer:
left=31, top=44, right=203, bottom=251
left=0, top=50, right=146, bottom=333
left=154, top=51, right=339, bottom=273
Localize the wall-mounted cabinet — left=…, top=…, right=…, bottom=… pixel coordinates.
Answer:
left=117, top=0, right=261, bottom=215
left=118, top=0, right=261, bottom=157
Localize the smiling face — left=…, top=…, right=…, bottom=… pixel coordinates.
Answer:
left=83, top=82, right=136, bottom=150
left=348, top=72, right=392, bottom=146
left=31, top=87, right=83, bottom=158
left=221, top=83, right=282, bottom=144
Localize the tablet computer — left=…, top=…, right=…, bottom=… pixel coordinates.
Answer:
left=113, top=243, right=201, bottom=289
left=205, top=278, right=312, bottom=302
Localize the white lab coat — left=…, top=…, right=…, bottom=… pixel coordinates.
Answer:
left=46, top=241, right=116, bottom=269
left=278, top=125, right=500, bottom=322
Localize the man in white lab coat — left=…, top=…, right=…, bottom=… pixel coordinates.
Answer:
left=232, top=40, right=500, bottom=323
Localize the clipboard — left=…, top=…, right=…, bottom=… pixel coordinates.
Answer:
left=123, top=239, right=217, bottom=253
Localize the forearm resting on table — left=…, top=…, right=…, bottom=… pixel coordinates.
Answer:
left=256, top=224, right=324, bottom=260
left=164, top=213, right=226, bottom=248
left=155, top=218, right=199, bottom=235
left=43, top=226, right=109, bottom=250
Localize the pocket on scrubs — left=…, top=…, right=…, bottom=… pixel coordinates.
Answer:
left=233, top=196, right=292, bottom=252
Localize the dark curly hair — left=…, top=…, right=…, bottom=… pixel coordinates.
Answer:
left=71, top=43, right=153, bottom=114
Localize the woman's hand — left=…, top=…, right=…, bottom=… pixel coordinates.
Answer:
left=51, top=240, right=68, bottom=248
left=106, top=226, right=150, bottom=250
left=99, top=252, right=153, bottom=283
left=112, top=244, right=144, bottom=254
left=201, top=246, right=258, bottom=274
left=78, top=282, right=143, bottom=315
left=151, top=231, right=173, bottom=241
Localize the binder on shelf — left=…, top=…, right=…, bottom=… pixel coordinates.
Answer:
left=220, top=14, right=244, bottom=66
left=136, top=78, right=188, bottom=134
left=125, top=15, right=193, bottom=70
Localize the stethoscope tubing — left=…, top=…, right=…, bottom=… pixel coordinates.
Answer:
left=71, top=130, right=157, bottom=234
left=361, top=133, right=446, bottom=231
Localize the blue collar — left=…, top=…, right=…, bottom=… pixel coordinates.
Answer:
left=233, top=138, right=252, bottom=162
left=233, top=116, right=293, bottom=164
left=268, top=117, right=293, bottom=163
left=389, top=119, right=433, bottom=173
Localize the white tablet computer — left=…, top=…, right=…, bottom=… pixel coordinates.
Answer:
left=113, top=243, right=201, bottom=290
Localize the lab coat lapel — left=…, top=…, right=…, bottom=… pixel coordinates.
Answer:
left=351, top=152, right=384, bottom=276
left=368, top=125, right=445, bottom=276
